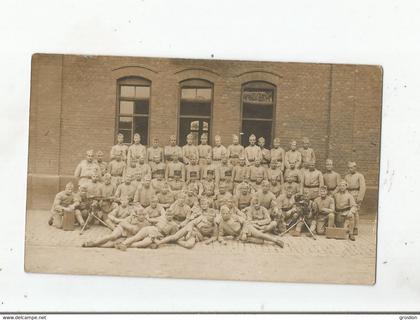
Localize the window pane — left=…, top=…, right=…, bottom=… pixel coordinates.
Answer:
left=120, top=86, right=135, bottom=98
left=243, top=88, right=274, bottom=103
left=133, top=117, right=148, bottom=145
left=134, top=100, right=149, bottom=114
left=243, top=103, right=273, bottom=119
left=203, top=121, right=208, bottom=131
left=119, top=130, right=132, bottom=144
left=196, top=88, right=211, bottom=100
left=179, top=118, right=210, bottom=146
left=120, top=101, right=134, bottom=114
left=181, top=88, right=197, bottom=100
left=119, top=116, right=132, bottom=129
left=190, top=121, right=199, bottom=131
left=180, top=101, right=211, bottom=116
left=241, top=120, right=273, bottom=147
left=135, top=86, right=150, bottom=99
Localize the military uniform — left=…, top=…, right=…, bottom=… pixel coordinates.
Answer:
left=108, top=159, right=126, bottom=186
left=243, top=204, right=276, bottom=231
left=197, top=144, right=212, bottom=168
left=144, top=204, right=166, bottom=219
left=244, top=145, right=262, bottom=166
left=123, top=162, right=140, bottom=180
left=201, top=163, right=219, bottom=182
left=214, top=191, right=233, bottom=210
left=202, top=179, right=216, bottom=196
left=235, top=193, right=253, bottom=210
left=269, top=180, right=282, bottom=197
left=182, top=144, right=199, bottom=165
left=249, top=164, right=267, bottom=182
left=254, top=189, right=276, bottom=212
left=127, top=143, right=147, bottom=166
left=151, top=176, right=166, bottom=194
left=260, top=147, right=271, bottom=167
left=98, top=182, right=117, bottom=219
left=301, top=168, right=324, bottom=200
left=344, top=171, right=366, bottom=231
left=137, top=162, right=152, bottom=181
left=227, top=143, right=244, bottom=166
left=169, top=201, right=192, bottom=225
left=186, top=180, right=203, bottom=197
left=313, top=194, right=335, bottom=234
left=164, top=145, right=182, bottom=163
left=299, top=147, right=316, bottom=167
left=275, top=193, right=296, bottom=228
left=96, top=160, right=108, bottom=177
left=185, top=164, right=201, bottom=183
left=323, top=170, right=341, bottom=194
left=134, top=184, right=156, bottom=208
left=284, top=167, right=302, bottom=184
left=333, top=190, right=356, bottom=236
left=267, top=167, right=284, bottom=183
left=157, top=190, right=176, bottom=209
left=232, top=163, right=250, bottom=192
left=150, top=163, right=166, bottom=179
left=114, top=182, right=137, bottom=202
left=270, top=147, right=285, bottom=171
left=285, top=150, right=302, bottom=169
left=165, top=161, right=185, bottom=181
left=212, top=145, right=227, bottom=166
left=282, top=181, right=300, bottom=196
left=110, top=143, right=128, bottom=161
left=147, top=146, right=164, bottom=163
left=218, top=163, right=234, bottom=193
left=74, top=159, right=101, bottom=187
left=167, top=178, right=185, bottom=196
left=49, top=190, right=78, bottom=229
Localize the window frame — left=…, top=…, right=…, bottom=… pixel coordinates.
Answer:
left=240, top=81, right=277, bottom=145
left=115, top=76, right=152, bottom=145
left=178, top=78, right=214, bottom=145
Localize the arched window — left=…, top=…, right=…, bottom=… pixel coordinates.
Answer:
left=240, top=81, right=276, bottom=146
left=116, top=76, right=151, bottom=144
left=179, top=79, right=212, bottom=145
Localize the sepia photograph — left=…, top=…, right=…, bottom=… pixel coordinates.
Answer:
left=25, top=53, right=382, bottom=285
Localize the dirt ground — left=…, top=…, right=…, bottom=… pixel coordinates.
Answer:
left=24, top=210, right=377, bottom=285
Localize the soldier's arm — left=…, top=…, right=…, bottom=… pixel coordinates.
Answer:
left=334, top=173, right=341, bottom=194
left=296, top=151, right=302, bottom=168
left=182, top=146, right=189, bottom=165
left=311, top=149, right=316, bottom=163
left=74, top=163, right=82, bottom=178
left=319, top=171, right=325, bottom=187
left=164, top=164, right=170, bottom=180
left=358, top=174, right=367, bottom=203
left=259, top=207, right=272, bottom=225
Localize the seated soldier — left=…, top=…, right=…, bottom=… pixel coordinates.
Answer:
left=284, top=161, right=302, bottom=184
left=82, top=206, right=150, bottom=248
left=269, top=176, right=282, bottom=198
left=150, top=154, right=166, bottom=180
left=185, top=155, right=201, bottom=183
left=156, top=198, right=219, bottom=249
left=74, top=185, right=96, bottom=229
left=167, top=173, right=186, bottom=196
left=274, top=188, right=296, bottom=232
left=312, top=186, right=335, bottom=235
left=225, top=198, right=247, bottom=220
left=291, top=192, right=316, bottom=237
left=218, top=206, right=284, bottom=247
left=218, top=154, right=234, bottom=193
left=105, top=196, right=136, bottom=229
left=184, top=185, right=200, bottom=210
left=201, top=156, right=219, bottom=182
left=243, top=197, right=277, bottom=233
left=333, top=180, right=357, bottom=241
left=144, top=195, right=166, bottom=219
left=254, top=180, right=277, bottom=214
left=115, top=208, right=180, bottom=250
left=267, top=160, right=284, bottom=184
left=86, top=173, right=102, bottom=199
left=165, top=154, right=185, bottom=181
left=131, top=172, right=143, bottom=190
left=201, top=188, right=216, bottom=209
left=201, top=171, right=216, bottom=196
left=114, top=175, right=137, bottom=203
left=235, top=182, right=253, bottom=210
left=232, top=156, right=250, bottom=194
left=97, top=173, right=117, bottom=222
left=48, top=182, right=78, bottom=229
left=249, top=175, right=264, bottom=193
left=123, top=158, right=140, bottom=181
left=168, top=194, right=193, bottom=227
left=214, top=182, right=233, bottom=210
left=157, top=182, right=176, bottom=209
left=108, top=151, right=126, bottom=187
left=134, top=175, right=155, bottom=208
left=137, top=155, right=152, bottom=181
left=282, top=174, right=300, bottom=196
left=186, top=170, right=203, bottom=196
left=151, top=168, right=166, bottom=194
left=249, top=158, right=267, bottom=184
left=95, top=150, right=108, bottom=178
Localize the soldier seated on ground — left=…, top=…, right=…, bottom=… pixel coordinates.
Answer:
left=243, top=197, right=277, bottom=233
left=49, top=182, right=78, bottom=229
left=235, top=182, right=253, bottom=211
left=282, top=174, right=300, bottom=196
left=254, top=180, right=277, bottom=214
left=82, top=206, right=150, bottom=248
left=133, top=175, right=155, bottom=208
left=312, top=186, right=335, bottom=235
left=74, top=185, right=97, bottom=229
left=157, top=182, right=176, bottom=209
left=115, top=208, right=179, bottom=250
left=114, top=175, right=137, bottom=203
left=290, top=193, right=316, bottom=237
left=105, top=196, right=137, bottom=230
left=168, top=194, right=193, bottom=227
left=274, top=188, right=296, bottom=233
left=144, top=195, right=166, bottom=219
left=218, top=206, right=284, bottom=247
left=155, top=198, right=219, bottom=249
left=214, top=182, right=233, bottom=210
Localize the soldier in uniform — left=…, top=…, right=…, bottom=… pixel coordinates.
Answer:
left=134, top=175, right=156, bottom=208
left=214, top=182, right=233, bottom=210
left=127, top=133, right=147, bottom=167
left=282, top=174, right=300, bottom=196
left=168, top=194, right=192, bottom=227
left=48, top=182, right=78, bottom=229
left=269, top=176, right=282, bottom=198
left=218, top=154, right=234, bottom=193
left=144, top=195, right=166, bottom=219
left=258, top=137, right=271, bottom=168
left=333, top=180, right=357, bottom=241
left=285, top=140, right=302, bottom=169
left=284, top=161, right=302, bottom=184
left=299, top=137, right=316, bottom=168
left=165, top=154, right=185, bottom=181
left=147, top=137, right=164, bottom=164
left=267, top=159, right=284, bottom=183
left=301, top=160, right=324, bottom=200
left=114, top=175, right=137, bottom=203
left=108, top=151, right=126, bottom=186
left=291, top=193, right=316, bottom=237
left=137, top=155, right=152, bottom=181
left=270, top=138, right=285, bottom=171
left=185, top=170, right=203, bottom=196
left=201, top=170, right=216, bottom=197
left=244, top=134, right=262, bottom=166
left=85, top=173, right=102, bottom=198
left=131, top=172, right=143, bottom=190
left=73, top=185, right=95, bottom=229
left=168, top=173, right=186, bottom=197
left=182, top=133, right=199, bottom=165
left=344, top=161, right=366, bottom=236
left=83, top=204, right=149, bottom=247
left=123, top=158, right=140, bottom=181
left=274, top=188, right=296, bottom=232
left=110, top=133, right=128, bottom=161
left=312, top=186, right=335, bottom=235
left=184, top=184, right=200, bottom=210
left=243, top=197, right=277, bottom=233
left=157, top=182, right=176, bottom=209
left=150, top=154, right=166, bottom=179
left=212, top=135, right=227, bottom=167
left=232, top=156, right=250, bottom=194
left=164, top=135, right=182, bottom=163
left=254, top=180, right=277, bottom=214
left=323, top=159, right=341, bottom=194
left=185, top=155, right=201, bottom=183
left=227, top=134, right=244, bottom=166
left=197, top=133, right=212, bottom=170
left=151, top=169, right=166, bottom=194
left=249, top=159, right=267, bottom=186
left=74, top=150, right=101, bottom=187
left=156, top=198, right=219, bottom=249
left=104, top=196, right=136, bottom=229
left=201, top=155, right=219, bottom=182
left=234, top=182, right=253, bottom=210
left=218, top=206, right=284, bottom=247
left=95, top=151, right=108, bottom=177
left=97, top=173, right=117, bottom=222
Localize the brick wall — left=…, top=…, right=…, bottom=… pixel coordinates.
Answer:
left=27, top=54, right=382, bottom=210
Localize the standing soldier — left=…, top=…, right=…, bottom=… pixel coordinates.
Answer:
left=95, top=151, right=108, bottom=177
left=110, top=133, right=128, bottom=161
left=249, top=159, right=267, bottom=184
left=334, top=180, right=357, bottom=241
left=323, top=159, right=341, bottom=194
left=165, top=154, right=185, bottom=181
left=197, top=133, right=212, bottom=170
left=258, top=137, right=271, bottom=168
left=270, top=138, right=285, bottom=171
left=212, top=135, right=227, bottom=167
left=344, top=161, right=366, bottom=236
left=74, top=150, right=101, bottom=187
left=244, top=134, right=262, bottom=166
left=123, top=158, right=140, bottom=180
left=164, top=135, right=182, bottom=163
left=285, top=140, right=302, bottom=169
left=182, top=133, right=199, bottom=165
left=48, top=182, right=78, bottom=229
left=147, top=137, right=164, bottom=164
left=301, top=160, right=324, bottom=200
left=108, top=151, right=126, bottom=187
left=218, top=154, right=234, bottom=193
left=299, top=137, right=316, bottom=169
left=312, top=186, right=335, bottom=235
left=150, top=154, right=166, bottom=179
left=185, top=156, right=201, bottom=184
left=284, top=161, right=302, bottom=184
left=127, top=133, right=147, bottom=167
left=232, top=156, right=250, bottom=194
left=114, top=175, right=137, bottom=203
left=227, top=134, right=244, bottom=166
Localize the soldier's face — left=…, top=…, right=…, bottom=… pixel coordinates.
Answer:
left=134, top=135, right=140, bottom=144
left=116, top=155, right=122, bottom=161
left=270, top=178, right=277, bottom=185
left=166, top=212, right=174, bottom=221
left=233, top=136, right=239, bottom=144
left=117, top=135, right=124, bottom=144
left=65, top=185, right=73, bottom=195
left=97, top=154, right=103, bottom=162
left=104, top=177, right=111, bottom=184
left=273, top=141, right=280, bottom=148
left=326, top=162, right=333, bottom=171
left=270, top=162, right=276, bottom=169
left=249, top=137, right=256, bottom=145
left=348, top=165, right=356, bottom=173
left=286, top=190, right=293, bottom=197
left=241, top=187, right=248, bottom=195
left=239, top=159, right=245, bottom=166
left=150, top=200, right=158, bottom=208
left=86, top=154, right=93, bottom=162
left=291, top=142, right=297, bottom=150
left=201, top=136, right=208, bottom=144
left=131, top=161, right=137, bottom=168
left=154, top=157, right=160, bottom=164
left=303, top=142, right=309, bottom=149
left=262, top=184, right=270, bottom=192
left=286, top=176, right=293, bottom=183
left=125, top=177, right=132, bottom=184
left=153, top=140, right=159, bottom=147
left=320, top=189, right=327, bottom=198
left=187, top=137, right=193, bottom=144
left=191, top=158, right=197, bottom=165
left=255, top=160, right=260, bottom=167
left=121, top=199, right=129, bottom=207
left=219, top=186, right=225, bottom=193
left=143, top=180, right=151, bottom=187
left=253, top=202, right=260, bottom=210
left=92, top=174, right=99, bottom=182
left=170, top=137, right=176, bottom=146
left=200, top=201, right=209, bottom=210
left=290, top=163, right=295, bottom=169
left=339, top=182, right=347, bottom=192
left=138, top=157, right=144, bottom=164
left=256, top=177, right=263, bottom=183
left=258, top=139, right=265, bottom=147
left=222, top=157, right=228, bottom=164
left=215, top=138, right=221, bottom=146
left=178, top=198, right=185, bottom=206
left=308, top=164, right=315, bottom=171
left=221, top=209, right=231, bottom=221
left=136, top=174, right=141, bottom=181
left=137, top=213, right=146, bottom=222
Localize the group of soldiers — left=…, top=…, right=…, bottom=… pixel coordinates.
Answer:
left=49, top=131, right=366, bottom=250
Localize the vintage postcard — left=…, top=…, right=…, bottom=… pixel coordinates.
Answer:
left=25, top=54, right=382, bottom=284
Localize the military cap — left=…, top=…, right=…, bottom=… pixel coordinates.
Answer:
left=273, top=137, right=281, bottom=143
left=319, top=185, right=328, bottom=191
left=186, top=133, right=194, bottom=139
left=86, top=150, right=94, bottom=156
left=258, top=137, right=265, bottom=142
left=347, top=161, right=357, bottom=167
left=249, top=134, right=256, bottom=139
left=65, top=182, right=74, bottom=189
left=200, top=133, right=208, bottom=139
left=96, top=150, right=104, bottom=156
left=326, top=158, right=333, bottom=164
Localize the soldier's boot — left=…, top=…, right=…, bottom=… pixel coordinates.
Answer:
left=48, top=216, right=53, bottom=226
left=349, top=234, right=356, bottom=241
left=353, top=227, right=359, bottom=236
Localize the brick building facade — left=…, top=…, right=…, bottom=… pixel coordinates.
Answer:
left=27, top=54, right=382, bottom=211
